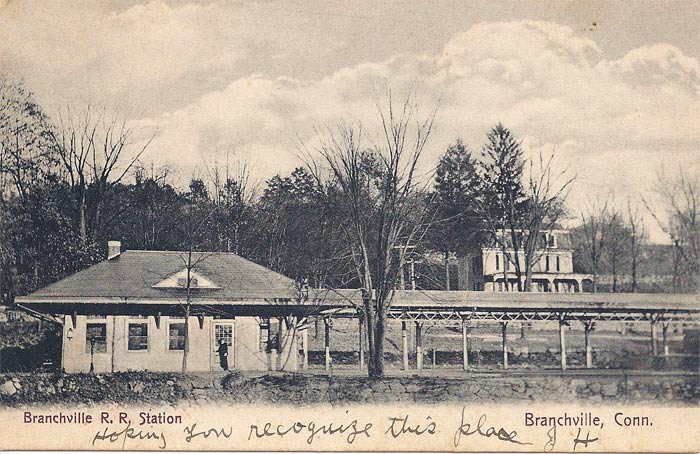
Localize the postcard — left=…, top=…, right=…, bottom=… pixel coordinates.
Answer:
left=0, top=0, right=698, bottom=452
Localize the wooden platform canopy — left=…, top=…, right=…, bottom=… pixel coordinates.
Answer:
left=304, top=289, right=700, bottom=372
left=310, top=289, right=700, bottom=323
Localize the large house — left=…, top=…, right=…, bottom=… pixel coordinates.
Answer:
left=14, top=242, right=337, bottom=374
left=457, top=229, right=592, bottom=292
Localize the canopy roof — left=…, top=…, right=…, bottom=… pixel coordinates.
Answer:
left=310, top=288, right=700, bottom=313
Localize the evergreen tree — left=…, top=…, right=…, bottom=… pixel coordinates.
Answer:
left=431, top=139, right=484, bottom=289
left=477, top=123, right=528, bottom=290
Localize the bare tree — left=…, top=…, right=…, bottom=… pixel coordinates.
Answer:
left=575, top=200, right=618, bottom=293
left=643, top=169, right=699, bottom=292
left=130, top=163, right=183, bottom=250
left=519, top=152, right=574, bottom=291
left=177, top=202, right=217, bottom=373
left=47, top=106, right=154, bottom=244
left=0, top=75, right=55, bottom=200
left=306, top=91, right=436, bottom=378
left=602, top=209, right=628, bottom=293
left=626, top=200, right=647, bottom=293
left=206, top=149, right=258, bottom=254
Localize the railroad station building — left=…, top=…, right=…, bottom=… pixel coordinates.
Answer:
left=14, top=244, right=333, bottom=374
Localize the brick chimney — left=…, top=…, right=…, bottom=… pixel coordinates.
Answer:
left=107, top=241, right=121, bottom=260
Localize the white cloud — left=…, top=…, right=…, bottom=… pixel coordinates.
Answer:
left=600, top=43, right=700, bottom=91
left=0, top=1, right=254, bottom=112
left=144, top=20, right=698, bottom=243
left=1, top=6, right=697, bottom=242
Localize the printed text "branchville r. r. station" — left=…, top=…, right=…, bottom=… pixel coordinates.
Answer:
left=23, top=411, right=183, bottom=425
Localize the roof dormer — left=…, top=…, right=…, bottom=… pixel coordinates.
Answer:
left=152, top=269, right=221, bottom=290
left=540, top=232, right=558, bottom=249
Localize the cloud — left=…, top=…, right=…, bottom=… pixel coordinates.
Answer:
left=1, top=7, right=697, bottom=241
left=600, top=43, right=700, bottom=91
left=0, top=1, right=255, bottom=112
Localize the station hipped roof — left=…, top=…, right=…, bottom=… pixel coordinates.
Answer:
left=18, top=250, right=300, bottom=303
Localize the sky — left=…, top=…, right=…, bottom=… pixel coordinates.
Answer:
left=0, top=0, right=698, bottom=243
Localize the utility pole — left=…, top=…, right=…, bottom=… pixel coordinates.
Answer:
left=394, top=244, right=416, bottom=290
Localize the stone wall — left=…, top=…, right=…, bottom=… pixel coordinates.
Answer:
left=0, top=371, right=697, bottom=406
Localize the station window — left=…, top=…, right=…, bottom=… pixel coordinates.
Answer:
left=258, top=319, right=269, bottom=352
left=269, top=319, right=281, bottom=352
left=556, top=256, right=561, bottom=272
left=258, top=318, right=280, bottom=352
left=85, top=323, right=107, bottom=353
left=128, top=322, right=149, bottom=351
left=545, top=255, right=550, bottom=271
left=168, top=322, right=186, bottom=350
left=214, top=324, right=233, bottom=348
left=495, top=254, right=500, bottom=270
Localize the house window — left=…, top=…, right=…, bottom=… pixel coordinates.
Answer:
left=504, top=258, right=510, bottom=271
left=541, top=233, right=558, bottom=248
left=168, top=322, right=186, bottom=350
left=128, top=322, right=149, bottom=351
left=495, top=254, right=500, bottom=271
left=556, top=256, right=561, bottom=272
left=86, top=323, right=107, bottom=353
left=545, top=255, right=550, bottom=271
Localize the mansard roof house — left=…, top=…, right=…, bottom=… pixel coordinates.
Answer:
left=457, top=229, right=593, bottom=292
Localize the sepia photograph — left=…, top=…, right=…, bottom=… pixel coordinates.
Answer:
left=0, top=0, right=698, bottom=451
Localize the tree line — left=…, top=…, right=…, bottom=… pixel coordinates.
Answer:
left=2, top=77, right=698, bottom=305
